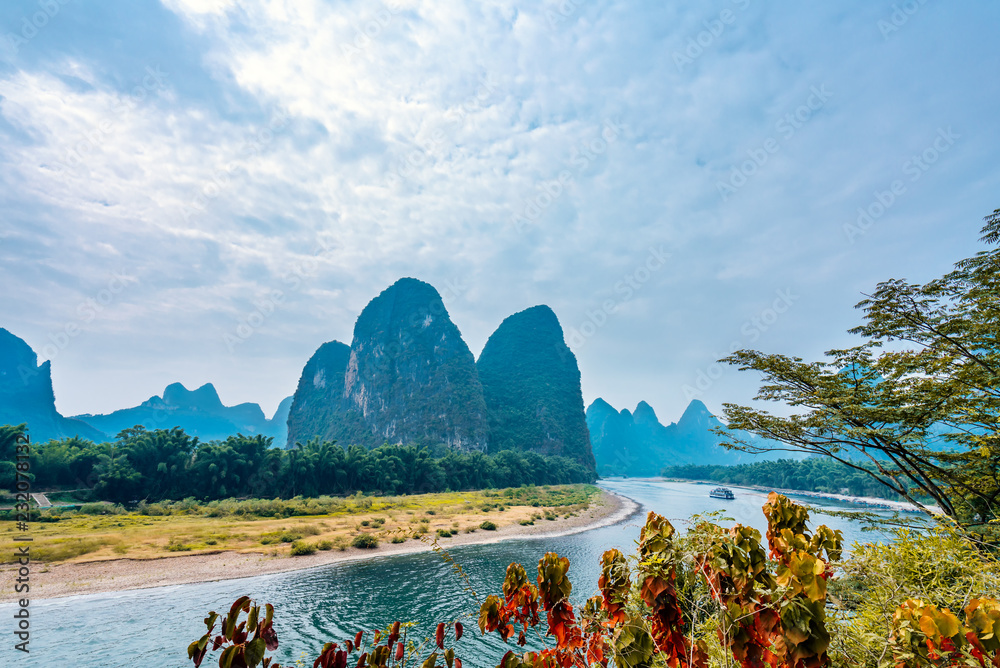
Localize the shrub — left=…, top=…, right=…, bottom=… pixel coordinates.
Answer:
left=480, top=521, right=497, bottom=531
left=519, top=519, right=534, bottom=526
left=436, top=529, right=453, bottom=538
left=316, top=540, right=333, bottom=551
left=334, top=536, right=349, bottom=552
left=80, top=503, right=123, bottom=516
left=289, top=541, right=317, bottom=556
left=390, top=535, right=406, bottom=544
left=352, top=534, right=378, bottom=549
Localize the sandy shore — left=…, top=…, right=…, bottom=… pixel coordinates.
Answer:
left=0, top=489, right=640, bottom=603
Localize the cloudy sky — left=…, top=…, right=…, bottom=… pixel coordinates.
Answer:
left=1, top=0, right=997, bottom=424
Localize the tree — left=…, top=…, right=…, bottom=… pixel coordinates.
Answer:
left=718, top=209, right=1000, bottom=535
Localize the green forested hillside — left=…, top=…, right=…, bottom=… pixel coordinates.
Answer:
left=477, top=305, right=595, bottom=470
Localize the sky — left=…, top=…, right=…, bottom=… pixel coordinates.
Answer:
left=0, top=0, right=998, bottom=424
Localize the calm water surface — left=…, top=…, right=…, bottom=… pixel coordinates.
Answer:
left=6, top=480, right=902, bottom=667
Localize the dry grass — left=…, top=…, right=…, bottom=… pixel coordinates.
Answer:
left=0, top=485, right=597, bottom=564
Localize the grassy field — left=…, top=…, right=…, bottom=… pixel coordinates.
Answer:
left=0, top=485, right=599, bottom=564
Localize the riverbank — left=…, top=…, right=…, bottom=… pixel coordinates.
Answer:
left=0, top=489, right=638, bottom=602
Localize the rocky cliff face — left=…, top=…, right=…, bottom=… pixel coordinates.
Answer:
left=477, top=305, right=595, bottom=469
left=74, top=382, right=291, bottom=446
left=587, top=398, right=782, bottom=475
left=0, top=327, right=105, bottom=442
left=288, top=278, right=489, bottom=450
left=285, top=340, right=352, bottom=447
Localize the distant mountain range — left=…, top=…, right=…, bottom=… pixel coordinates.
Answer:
left=587, top=398, right=789, bottom=476
left=1, top=280, right=784, bottom=474
left=73, top=382, right=292, bottom=447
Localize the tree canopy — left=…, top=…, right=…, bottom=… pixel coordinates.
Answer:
left=719, top=209, right=1000, bottom=537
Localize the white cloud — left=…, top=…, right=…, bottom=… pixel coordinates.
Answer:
left=0, top=0, right=997, bottom=420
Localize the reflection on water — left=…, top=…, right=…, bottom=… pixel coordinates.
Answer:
left=9, top=479, right=901, bottom=667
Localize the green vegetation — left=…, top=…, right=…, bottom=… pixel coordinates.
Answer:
left=351, top=534, right=378, bottom=549
left=662, top=458, right=904, bottom=500
left=719, top=209, right=1000, bottom=538
left=477, top=305, right=596, bottom=469
left=190, top=494, right=1000, bottom=668
left=0, top=485, right=597, bottom=563
left=479, top=520, right=496, bottom=530
left=1, top=422, right=595, bottom=506
left=288, top=541, right=317, bottom=556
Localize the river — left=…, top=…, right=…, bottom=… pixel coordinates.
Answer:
left=7, top=479, right=907, bottom=667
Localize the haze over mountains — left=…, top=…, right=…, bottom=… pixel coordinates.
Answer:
left=73, top=383, right=292, bottom=447
left=1, top=278, right=773, bottom=475
left=587, top=397, right=787, bottom=476
left=0, top=327, right=104, bottom=443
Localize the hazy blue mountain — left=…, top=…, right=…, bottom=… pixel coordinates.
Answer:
left=74, top=382, right=291, bottom=446
left=477, top=305, right=595, bottom=470
left=288, top=278, right=489, bottom=450
left=587, top=398, right=786, bottom=476
left=0, top=327, right=106, bottom=443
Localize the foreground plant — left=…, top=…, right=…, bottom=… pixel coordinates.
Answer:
left=188, top=595, right=464, bottom=668
left=189, top=493, right=1000, bottom=668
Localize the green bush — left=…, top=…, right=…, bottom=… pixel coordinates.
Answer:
left=352, top=534, right=378, bottom=549
left=390, top=535, right=406, bottom=544
left=436, top=529, right=452, bottom=538
left=289, top=541, right=317, bottom=556
left=519, top=519, right=533, bottom=526
left=316, top=540, right=333, bottom=551
left=80, top=503, right=124, bottom=515
left=480, top=521, right=497, bottom=531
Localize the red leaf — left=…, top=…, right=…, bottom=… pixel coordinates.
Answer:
left=436, top=623, right=445, bottom=649
left=455, top=622, right=463, bottom=641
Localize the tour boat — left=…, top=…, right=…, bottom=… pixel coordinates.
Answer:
left=709, top=487, right=735, bottom=500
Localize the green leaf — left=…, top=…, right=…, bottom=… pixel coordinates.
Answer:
left=245, top=637, right=267, bottom=667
